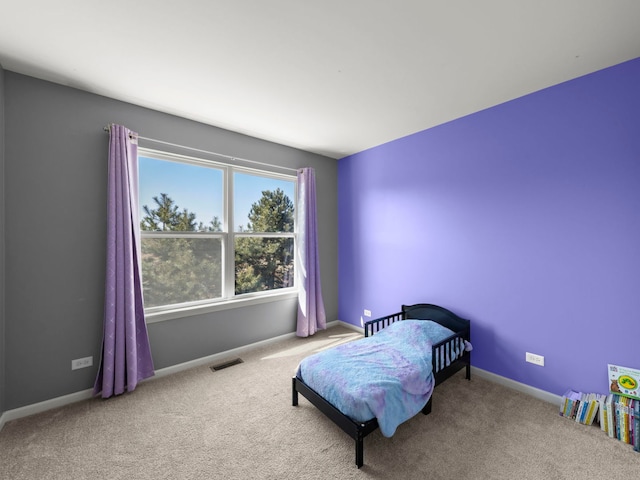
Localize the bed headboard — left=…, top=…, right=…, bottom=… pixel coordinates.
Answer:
left=401, top=303, right=470, bottom=335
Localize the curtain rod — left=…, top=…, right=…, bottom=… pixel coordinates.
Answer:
left=103, top=125, right=299, bottom=174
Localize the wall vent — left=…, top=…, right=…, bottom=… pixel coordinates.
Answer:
left=210, top=358, right=244, bottom=371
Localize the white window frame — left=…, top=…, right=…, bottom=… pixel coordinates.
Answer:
left=138, top=147, right=298, bottom=323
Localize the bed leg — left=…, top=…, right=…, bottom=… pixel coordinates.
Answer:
left=356, top=436, right=364, bottom=468
left=466, top=364, right=471, bottom=381
left=422, top=397, right=432, bottom=415
left=292, top=377, right=298, bottom=406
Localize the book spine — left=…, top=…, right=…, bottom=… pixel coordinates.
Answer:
left=599, top=394, right=607, bottom=427
left=579, top=394, right=590, bottom=424
left=615, top=395, right=622, bottom=440
left=625, top=397, right=631, bottom=444
left=574, top=394, right=585, bottom=423
left=571, top=398, right=581, bottom=420
left=633, top=400, right=637, bottom=451
left=630, top=399, right=635, bottom=447
left=589, top=393, right=598, bottom=425
left=601, top=395, right=608, bottom=433
left=623, top=397, right=629, bottom=444
left=627, top=398, right=635, bottom=445
left=587, top=394, right=599, bottom=426
left=634, top=400, right=640, bottom=452
left=606, top=394, right=615, bottom=438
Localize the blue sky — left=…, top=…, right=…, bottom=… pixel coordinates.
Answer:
left=139, top=156, right=295, bottom=231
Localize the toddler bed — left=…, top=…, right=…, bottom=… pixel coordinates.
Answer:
left=292, top=303, right=471, bottom=468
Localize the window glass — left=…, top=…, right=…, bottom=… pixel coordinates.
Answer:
left=138, top=151, right=296, bottom=314
left=141, top=237, right=222, bottom=308
left=233, top=172, right=295, bottom=233
left=233, top=171, right=295, bottom=295
left=139, top=156, right=223, bottom=232
left=235, top=237, right=294, bottom=294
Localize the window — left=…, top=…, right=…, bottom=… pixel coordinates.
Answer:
left=138, top=149, right=296, bottom=317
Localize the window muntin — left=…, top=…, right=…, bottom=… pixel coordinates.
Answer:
left=138, top=149, right=296, bottom=315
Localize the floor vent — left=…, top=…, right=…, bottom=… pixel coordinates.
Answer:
left=210, top=358, right=244, bottom=371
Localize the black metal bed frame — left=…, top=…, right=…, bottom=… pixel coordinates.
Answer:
left=292, top=303, right=471, bottom=468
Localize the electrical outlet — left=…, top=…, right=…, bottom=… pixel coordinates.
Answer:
left=72, top=356, right=93, bottom=370
left=364, top=309, right=372, bottom=317
left=525, top=352, right=544, bottom=366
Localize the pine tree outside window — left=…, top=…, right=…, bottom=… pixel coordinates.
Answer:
left=138, top=149, right=296, bottom=318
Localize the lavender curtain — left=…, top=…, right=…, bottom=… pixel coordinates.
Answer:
left=94, top=124, right=155, bottom=398
left=296, top=168, right=327, bottom=337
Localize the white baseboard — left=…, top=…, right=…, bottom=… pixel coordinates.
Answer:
left=0, top=327, right=310, bottom=430
left=155, top=322, right=362, bottom=379
left=0, top=324, right=560, bottom=433
left=0, top=388, right=95, bottom=428
left=0, top=411, right=7, bottom=432
left=332, top=319, right=364, bottom=334
left=152, top=329, right=302, bottom=379
left=471, top=366, right=562, bottom=406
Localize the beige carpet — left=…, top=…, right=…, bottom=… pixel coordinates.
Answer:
left=1, top=325, right=638, bottom=479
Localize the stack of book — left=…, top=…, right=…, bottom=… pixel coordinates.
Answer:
left=599, top=393, right=640, bottom=451
left=560, top=365, right=640, bottom=452
left=606, top=363, right=640, bottom=452
left=559, top=390, right=604, bottom=426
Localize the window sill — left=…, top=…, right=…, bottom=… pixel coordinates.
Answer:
left=145, top=290, right=299, bottom=324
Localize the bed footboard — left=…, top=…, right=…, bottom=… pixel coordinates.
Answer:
left=292, top=376, right=378, bottom=468
left=432, top=332, right=471, bottom=385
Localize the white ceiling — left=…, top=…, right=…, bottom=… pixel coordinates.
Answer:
left=1, top=1, right=639, bottom=159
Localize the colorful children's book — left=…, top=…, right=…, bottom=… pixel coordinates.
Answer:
left=608, top=364, right=640, bottom=400
left=605, top=394, right=615, bottom=438
left=633, top=401, right=640, bottom=452
left=600, top=394, right=608, bottom=432
left=586, top=394, right=603, bottom=426
left=560, top=389, right=581, bottom=417
left=631, top=399, right=637, bottom=447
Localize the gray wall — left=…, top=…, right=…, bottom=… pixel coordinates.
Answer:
left=0, top=63, right=6, bottom=417
left=3, top=72, right=338, bottom=410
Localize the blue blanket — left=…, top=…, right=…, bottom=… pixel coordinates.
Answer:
left=298, top=320, right=462, bottom=437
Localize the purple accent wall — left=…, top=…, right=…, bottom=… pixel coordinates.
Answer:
left=338, top=57, right=640, bottom=396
